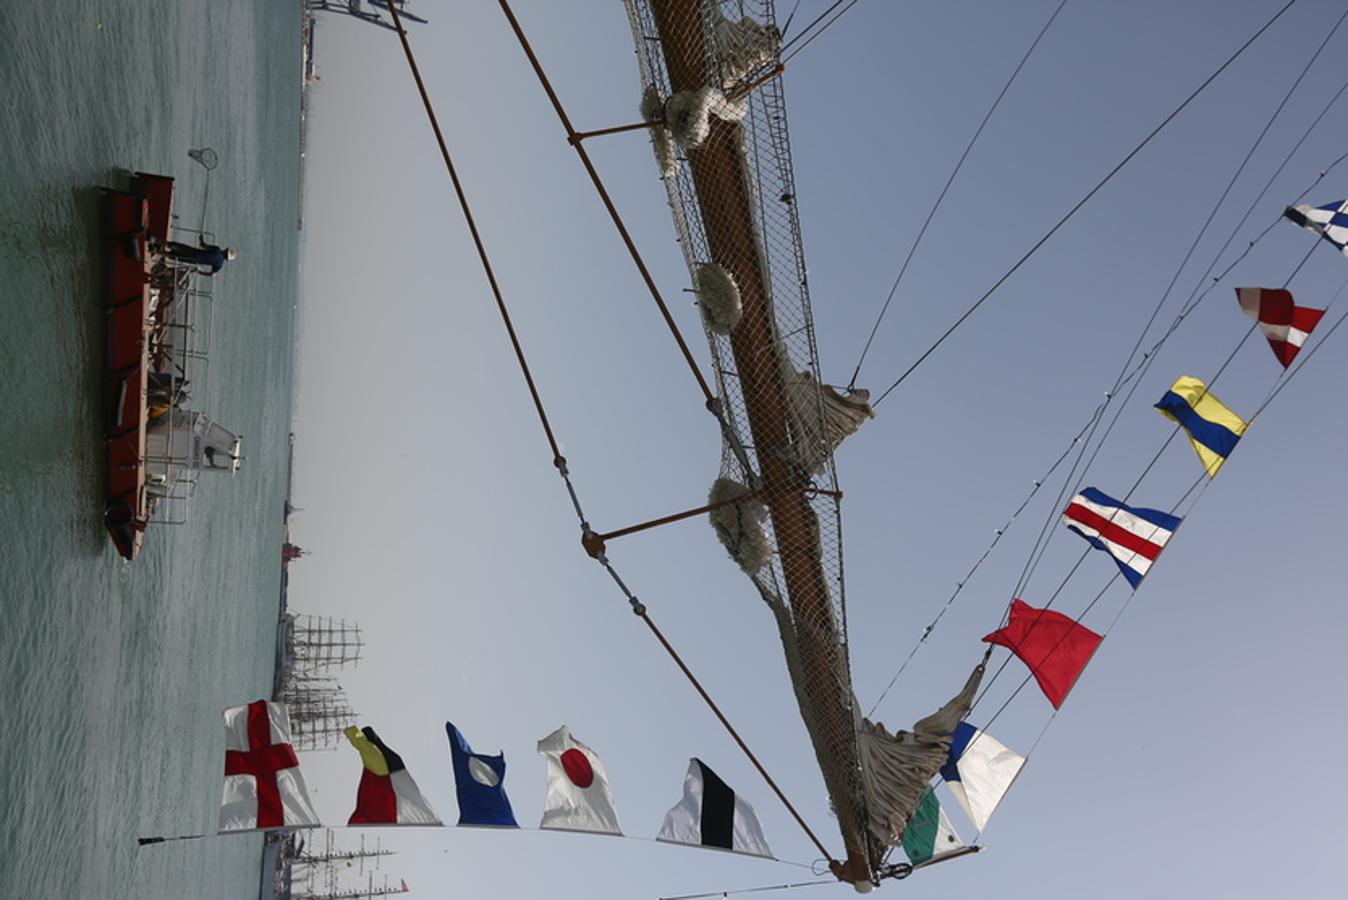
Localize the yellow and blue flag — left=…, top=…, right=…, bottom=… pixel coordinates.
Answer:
left=1154, top=376, right=1247, bottom=477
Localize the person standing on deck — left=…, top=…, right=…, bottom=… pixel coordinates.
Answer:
left=159, top=237, right=236, bottom=275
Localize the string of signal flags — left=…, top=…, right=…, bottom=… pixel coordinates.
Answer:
left=194, top=703, right=789, bottom=860
left=191, top=699, right=994, bottom=872
left=927, top=196, right=1348, bottom=808
left=144, top=199, right=1348, bottom=878
left=976, top=196, right=1346, bottom=710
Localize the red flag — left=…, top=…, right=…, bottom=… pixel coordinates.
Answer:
left=1236, top=287, right=1325, bottom=367
left=983, top=600, right=1101, bottom=709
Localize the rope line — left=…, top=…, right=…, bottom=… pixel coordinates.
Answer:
left=520, top=825, right=819, bottom=869
left=778, top=0, right=848, bottom=53
left=638, top=606, right=836, bottom=863
left=849, top=0, right=1069, bottom=390
left=779, top=0, right=805, bottom=44
left=871, top=0, right=1297, bottom=407
left=1102, top=5, right=1348, bottom=398
left=498, top=0, right=716, bottom=407
left=778, top=0, right=859, bottom=64
left=659, top=878, right=834, bottom=900
left=383, top=0, right=564, bottom=465
left=866, top=398, right=1103, bottom=715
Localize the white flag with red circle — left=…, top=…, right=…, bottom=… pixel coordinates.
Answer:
left=536, top=726, right=622, bottom=835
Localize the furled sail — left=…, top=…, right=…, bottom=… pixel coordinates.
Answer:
left=710, top=10, right=781, bottom=88
left=782, top=364, right=875, bottom=474
left=856, top=665, right=984, bottom=847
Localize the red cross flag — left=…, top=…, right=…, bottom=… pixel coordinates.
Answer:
left=219, top=700, right=321, bottom=832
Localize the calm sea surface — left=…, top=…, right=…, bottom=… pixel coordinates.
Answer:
left=0, top=2, right=302, bottom=897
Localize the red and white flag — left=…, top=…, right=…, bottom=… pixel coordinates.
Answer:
left=219, top=700, right=320, bottom=832
left=536, top=726, right=622, bottom=835
left=1236, top=287, right=1324, bottom=368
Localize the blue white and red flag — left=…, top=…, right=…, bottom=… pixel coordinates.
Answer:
left=1061, top=488, right=1180, bottom=588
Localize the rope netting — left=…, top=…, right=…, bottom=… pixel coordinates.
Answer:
left=622, top=0, right=879, bottom=874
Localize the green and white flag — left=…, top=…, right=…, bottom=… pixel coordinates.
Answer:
left=901, top=789, right=963, bottom=865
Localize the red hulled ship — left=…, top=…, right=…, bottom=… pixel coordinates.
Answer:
left=101, top=173, right=241, bottom=560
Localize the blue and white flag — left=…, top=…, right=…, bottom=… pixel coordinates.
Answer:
left=1061, top=488, right=1181, bottom=588
left=940, top=722, right=1025, bottom=832
left=446, top=722, right=518, bottom=828
left=1284, top=198, right=1348, bottom=257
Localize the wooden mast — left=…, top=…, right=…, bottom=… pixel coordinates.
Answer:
left=646, top=1, right=871, bottom=883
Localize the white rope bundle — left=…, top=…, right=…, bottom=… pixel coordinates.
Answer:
left=665, top=87, right=748, bottom=149
left=708, top=477, right=772, bottom=575
left=641, top=85, right=678, bottom=179
left=694, top=263, right=743, bottom=334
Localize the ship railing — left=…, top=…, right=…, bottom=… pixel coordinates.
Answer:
left=150, top=259, right=215, bottom=363
left=141, top=255, right=223, bottom=529
left=168, top=225, right=218, bottom=245
left=142, top=464, right=198, bottom=526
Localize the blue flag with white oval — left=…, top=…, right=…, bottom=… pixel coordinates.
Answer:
left=446, top=722, right=518, bottom=828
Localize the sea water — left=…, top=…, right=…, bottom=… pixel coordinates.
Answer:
left=0, top=2, right=302, bottom=897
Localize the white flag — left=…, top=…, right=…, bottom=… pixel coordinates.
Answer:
left=219, top=700, right=320, bottom=832
left=657, top=758, right=772, bottom=858
left=536, top=726, right=621, bottom=835
left=941, top=722, right=1025, bottom=832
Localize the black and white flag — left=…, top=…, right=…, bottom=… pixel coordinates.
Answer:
left=656, top=758, right=772, bottom=858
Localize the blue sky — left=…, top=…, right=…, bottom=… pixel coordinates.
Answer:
left=289, top=2, right=1348, bottom=897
